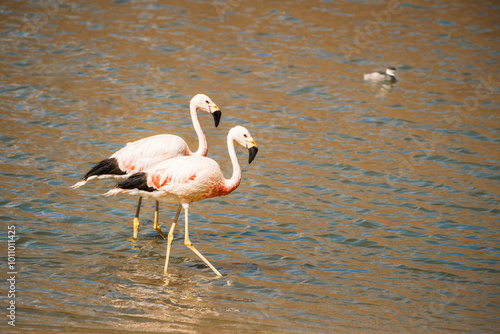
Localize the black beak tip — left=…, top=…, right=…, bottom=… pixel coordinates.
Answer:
left=212, top=110, right=222, bottom=127
left=248, top=146, right=258, bottom=164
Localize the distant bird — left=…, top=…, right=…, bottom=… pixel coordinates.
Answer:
left=105, top=125, right=259, bottom=276
left=363, top=67, right=397, bottom=83
left=72, top=94, right=222, bottom=239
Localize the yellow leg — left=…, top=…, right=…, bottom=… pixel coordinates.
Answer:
left=133, top=196, right=142, bottom=239
left=182, top=204, right=222, bottom=276
left=164, top=204, right=182, bottom=274
left=153, top=200, right=166, bottom=239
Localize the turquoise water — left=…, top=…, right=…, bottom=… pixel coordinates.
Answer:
left=1, top=0, right=499, bottom=332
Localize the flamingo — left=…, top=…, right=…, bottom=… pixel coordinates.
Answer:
left=105, top=125, right=258, bottom=276
left=71, top=94, right=222, bottom=239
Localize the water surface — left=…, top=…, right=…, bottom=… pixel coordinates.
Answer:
left=1, top=0, right=499, bottom=332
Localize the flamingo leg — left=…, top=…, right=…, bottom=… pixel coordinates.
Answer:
left=132, top=196, right=142, bottom=239
left=182, top=204, right=222, bottom=276
left=153, top=200, right=166, bottom=239
left=164, top=204, right=182, bottom=274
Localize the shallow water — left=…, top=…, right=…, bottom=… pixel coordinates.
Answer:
left=1, top=0, right=499, bottom=333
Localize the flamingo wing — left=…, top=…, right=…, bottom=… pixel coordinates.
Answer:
left=146, top=156, right=221, bottom=195
left=112, top=134, right=189, bottom=173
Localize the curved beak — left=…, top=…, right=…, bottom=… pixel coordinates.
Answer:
left=212, top=109, right=222, bottom=127
left=247, top=139, right=258, bottom=164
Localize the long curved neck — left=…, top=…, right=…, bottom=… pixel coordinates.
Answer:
left=224, top=134, right=242, bottom=193
left=190, top=104, right=208, bottom=156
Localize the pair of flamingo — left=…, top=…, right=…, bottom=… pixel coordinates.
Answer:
left=72, top=94, right=258, bottom=276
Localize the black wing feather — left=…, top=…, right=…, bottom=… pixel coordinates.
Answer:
left=116, top=172, right=156, bottom=192
left=83, top=158, right=126, bottom=180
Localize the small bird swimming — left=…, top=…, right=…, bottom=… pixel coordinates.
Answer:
left=363, top=67, right=397, bottom=83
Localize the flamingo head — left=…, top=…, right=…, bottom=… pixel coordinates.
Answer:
left=231, top=125, right=259, bottom=164
left=191, top=94, right=222, bottom=127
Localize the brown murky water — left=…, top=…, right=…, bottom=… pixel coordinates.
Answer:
left=1, top=0, right=499, bottom=333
